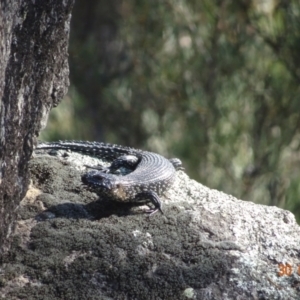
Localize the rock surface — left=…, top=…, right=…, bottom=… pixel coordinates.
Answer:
left=0, top=0, right=74, bottom=253
left=1, top=149, right=300, bottom=299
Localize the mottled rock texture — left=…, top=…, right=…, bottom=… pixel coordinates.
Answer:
left=1, top=149, right=299, bottom=299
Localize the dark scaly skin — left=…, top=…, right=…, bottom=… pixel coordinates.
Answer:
left=36, top=141, right=183, bottom=214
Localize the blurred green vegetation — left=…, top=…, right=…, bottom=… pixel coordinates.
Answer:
left=42, top=0, right=300, bottom=222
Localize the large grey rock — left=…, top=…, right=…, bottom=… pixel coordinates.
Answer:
left=0, top=0, right=74, bottom=253
left=1, top=149, right=299, bottom=299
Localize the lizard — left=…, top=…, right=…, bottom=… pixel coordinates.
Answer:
left=35, top=141, right=183, bottom=215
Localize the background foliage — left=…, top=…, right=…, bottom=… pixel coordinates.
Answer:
left=42, top=0, right=300, bottom=222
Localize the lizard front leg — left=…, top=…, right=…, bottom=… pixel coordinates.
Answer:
left=134, top=191, right=163, bottom=215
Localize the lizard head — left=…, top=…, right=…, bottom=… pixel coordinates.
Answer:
left=81, top=170, right=126, bottom=199
left=82, top=170, right=118, bottom=190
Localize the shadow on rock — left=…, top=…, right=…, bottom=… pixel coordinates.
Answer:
left=36, top=198, right=149, bottom=221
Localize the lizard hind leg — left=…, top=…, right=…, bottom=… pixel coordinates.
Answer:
left=109, top=155, right=140, bottom=173
left=169, top=158, right=184, bottom=171
left=134, top=191, right=163, bottom=216
left=84, top=155, right=140, bottom=174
